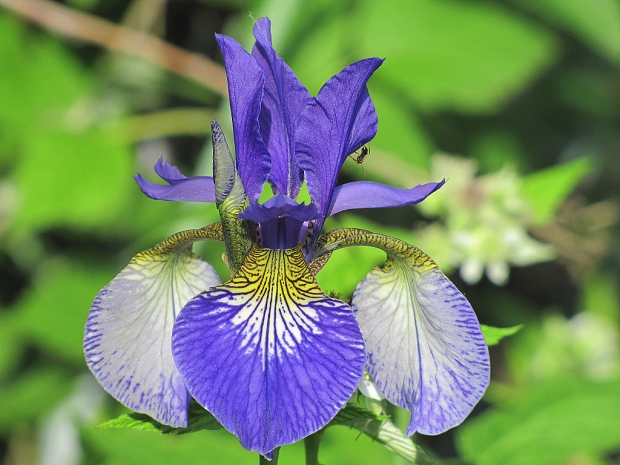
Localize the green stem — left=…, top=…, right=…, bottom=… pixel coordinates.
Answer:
left=259, top=447, right=280, bottom=465
left=304, top=429, right=325, bottom=465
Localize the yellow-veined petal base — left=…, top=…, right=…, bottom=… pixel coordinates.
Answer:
left=172, top=244, right=366, bottom=455
left=313, top=228, right=490, bottom=436
left=84, top=225, right=223, bottom=427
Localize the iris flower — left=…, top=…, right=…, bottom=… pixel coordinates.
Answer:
left=84, top=18, right=489, bottom=458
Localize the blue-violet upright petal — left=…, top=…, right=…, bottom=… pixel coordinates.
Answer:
left=296, top=58, right=383, bottom=215
left=216, top=33, right=271, bottom=201
left=252, top=18, right=310, bottom=198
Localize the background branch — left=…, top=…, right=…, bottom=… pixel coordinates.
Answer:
left=0, top=0, right=228, bottom=97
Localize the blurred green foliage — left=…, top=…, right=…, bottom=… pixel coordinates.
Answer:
left=0, top=0, right=619, bottom=464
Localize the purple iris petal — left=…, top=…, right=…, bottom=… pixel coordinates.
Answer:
left=172, top=246, right=365, bottom=455
left=152, top=156, right=188, bottom=183
left=134, top=158, right=216, bottom=202
left=328, top=180, right=445, bottom=216
left=239, top=195, right=321, bottom=249
left=239, top=194, right=321, bottom=222
left=216, top=33, right=271, bottom=201
left=252, top=18, right=310, bottom=198
left=296, top=58, right=383, bottom=215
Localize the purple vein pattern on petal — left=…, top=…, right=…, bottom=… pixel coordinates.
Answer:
left=216, top=34, right=271, bottom=201
left=84, top=232, right=221, bottom=427
left=328, top=180, right=445, bottom=216
left=296, top=58, right=383, bottom=215
left=252, top=18, right=310, bottom=198
left=172, top=245, right=365, bottom=455
left=351, top=248, right=490, bottom=436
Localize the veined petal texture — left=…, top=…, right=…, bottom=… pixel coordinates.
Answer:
left=84, top=227, right=222, bottom=427
left=252, top=18, right=310, bottom=198
left=172, top=245, right=366, bottom=455
left=351, top=243, right=489, bottom=436
left=216, top=33, right=271, bottom=201
left=297, top=58, right=382, bottom=215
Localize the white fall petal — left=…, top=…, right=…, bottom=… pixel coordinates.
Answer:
left=351, top=250, right=490, bottom=436
left=84, top=229, right=221, bottom=427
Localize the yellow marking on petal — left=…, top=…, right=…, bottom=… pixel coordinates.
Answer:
left=85, top=223, right=223, bottom=426
left=139, top=223, right=223, bottom=256
left=218, top=245, right=332, bottom=362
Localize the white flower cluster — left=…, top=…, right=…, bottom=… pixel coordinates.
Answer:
left=417, top=153, right=555, bottom=285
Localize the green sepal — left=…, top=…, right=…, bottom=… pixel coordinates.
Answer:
left=98, top=402, right=222, bottom=435
left=211, top=121, right=254, bottom=275
left=481, top=324, right=523, bottom=346
left=329, top=405, right=434, bottom=464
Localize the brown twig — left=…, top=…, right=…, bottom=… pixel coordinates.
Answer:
left=0, top=0, right=228, bottom=97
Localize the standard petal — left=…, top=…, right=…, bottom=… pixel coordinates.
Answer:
left=251, top=18, right=310, bottom=198
left=328, top=180, right=445, bottom=216
left=351, top=246, right=490, bottom=436
left=216, top=33, right=271, bottom=201
left=296, top=58, right=383, bottom=215
left=172, top=245, right=365, bottom=455
left=84, top=227, right=223, bottom=427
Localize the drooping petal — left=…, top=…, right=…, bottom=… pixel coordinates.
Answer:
left=172, top=245, right=366, bottom=455
left=134, top=157, right=216, bottom=202
left=252, top=18, right=310, bottom=198
left=351, top=245, right=490, bottom=436
left=296, top=58, right=383, bottom=215
left=84, top=226, right=223, bottom=427
left=216, top=33, right=271, bottom=201
left=328, top=180, right=445, bottom=216
left=134, top=174, right=217, bottom=202
left=311, top=228, right=489, bottom=435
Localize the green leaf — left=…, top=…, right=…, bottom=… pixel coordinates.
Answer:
left=330, top=405, right=434, bottom=464
left=521, top=158, right=592, bottom=225
left=511, top=0, right=620, bottom=63
left=364, top=88, right=433, bottom=172
left=13, top=262, right=114, bottom=363
left=85, top=424, right=257, bottom=465
left=459, top=378, right=620, bottom=465
left=354, top=0, right=556, bottom=113
left=99, top=402, right=222, bottom=435
left=481, top=324, right=524, bottom=346
left=14, top=126, right=134, bottom=230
